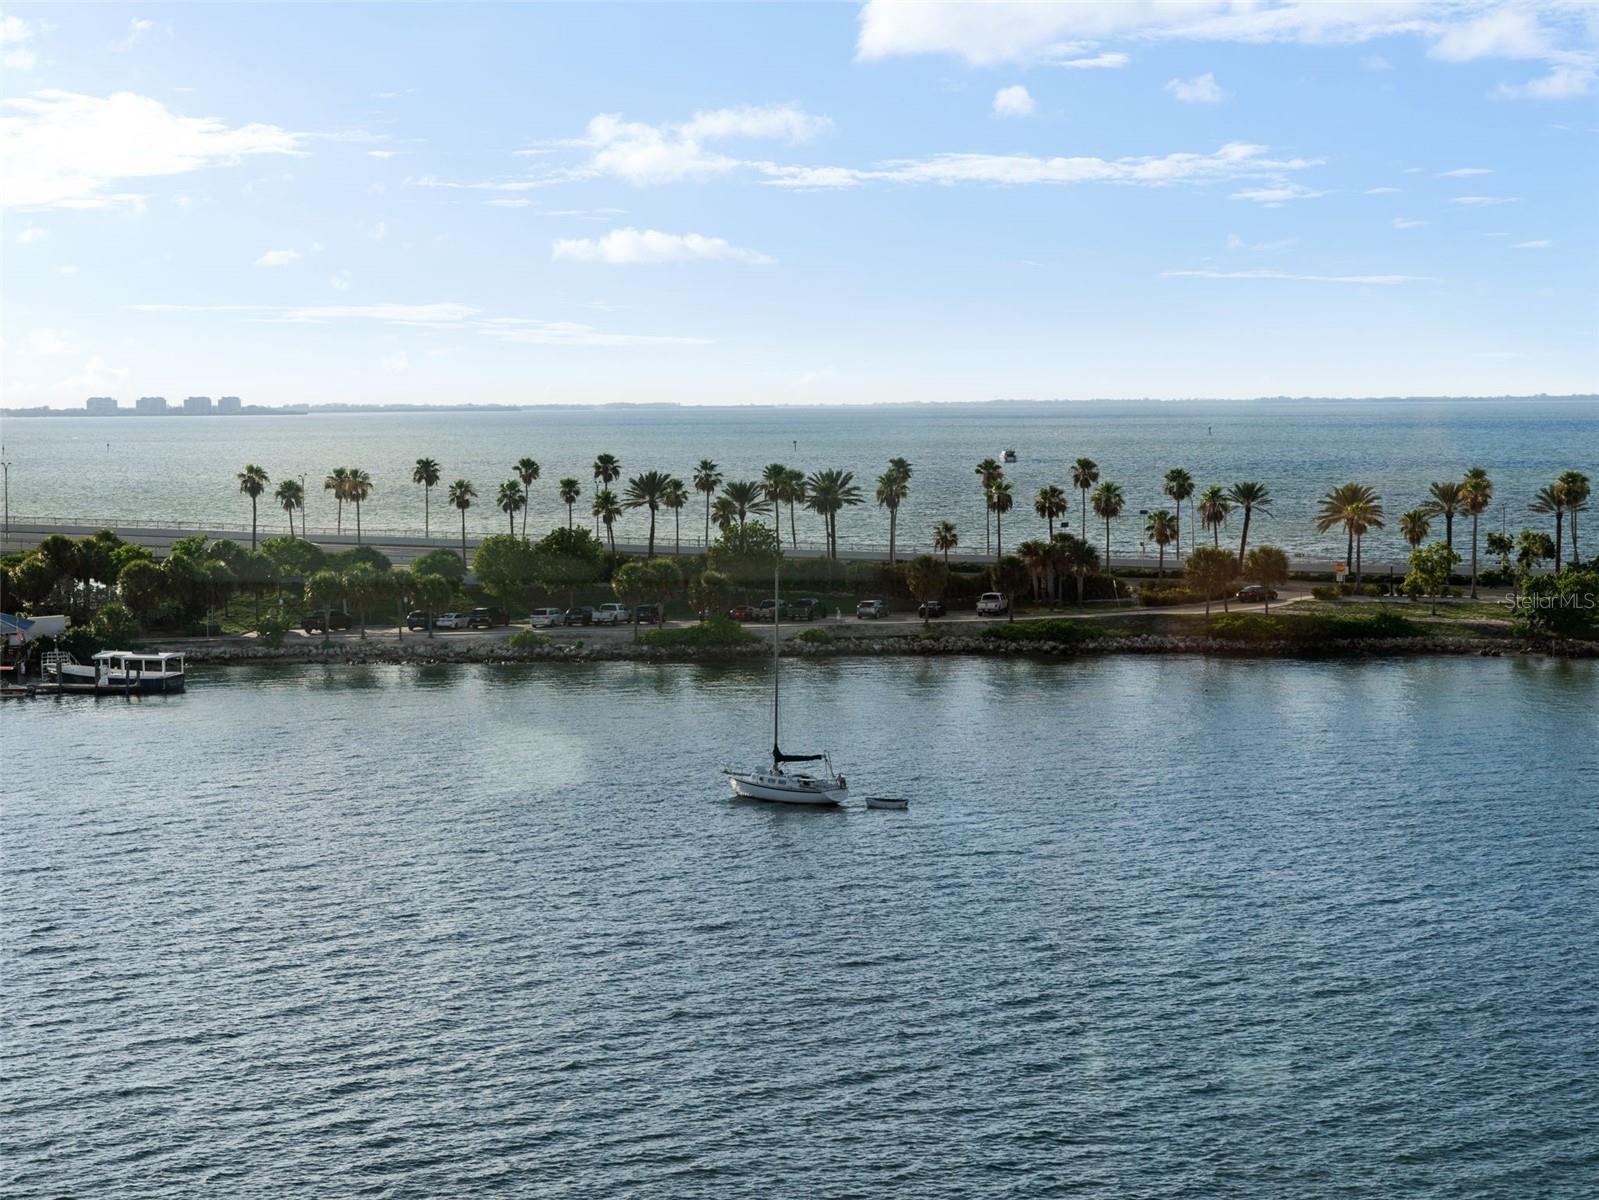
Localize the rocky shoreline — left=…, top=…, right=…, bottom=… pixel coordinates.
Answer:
left=179, top=633, right=1597, bottom=666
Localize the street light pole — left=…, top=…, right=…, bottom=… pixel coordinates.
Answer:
left=1, top=457, right=10, bottom=555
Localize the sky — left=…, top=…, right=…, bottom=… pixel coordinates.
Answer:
left=3, top=1, right=1598, bottom=407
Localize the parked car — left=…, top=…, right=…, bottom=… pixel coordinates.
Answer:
left=303, top=610, right=353, bottom=633
left=787, top=597, right=821, bottom=622
left=466, top=608, right=497, bottom=629
left=757, top=598, right=784, bottom=620
left=593, top=603, right=631, bottom=626
left=634, top=604, right=663, bottom=625
left=1236, top=585, right=1280, bottom=602
left=856, top=599, right=890, bottom=619
left=528, top=607, right=565, bottom=628
left=433, top=611, right=469, bottom=629
left=976, top=592, right=1010, bottom=616
left=728, top=604, right=760, bottom=621
left=405, top=609, right=431, bottom=631
left=564, top=606, right=596, bottom=626
left=918, top=599, right=946, bottom=619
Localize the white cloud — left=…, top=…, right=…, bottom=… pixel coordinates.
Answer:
left=116, top=18, right=158, bottom=53
left=1, top=89, right=302, bottom=210
left=767, top=141, right=1319, bottom=192
left=125, top=301, right=706, bottom=345
left=1450, top=194, right=1519, bottom=205
left=330, top=270, right=352, bottom=290
left=1060, top=51, right=1129, bottom=69
left=54, top=263, right=81, bottom=275
left=255, top=248, right=301, bottom=267
left=51, top=355, right=131, bottom=394
left=16, top=224, right=47, bottom=244
left=366, top=149, right=401, bottom=159
left=1, top=14, right=35, bottom=70
left=382, top=352, right=409, bottom=372
left=558, top=104, right=832, bottom=186
left=1164, top=269, right=1421, bottom=286
left=1362, top=53, right=1394, bottom=71
left=485, top=197, right=533, bottom=207
left=24, top=328, right=83, bottom=355
left=855, top=0, right=1594, bottom=74
left=1392, top=216, right=1429, bottom=229
left=1364, top=186, right=1402, bottom=194
left=1230, top=182, right=1326, bottom=206
left=1437, top=166, right=1493, bottom=176
left=1226, top=233, right=1297, bottom=252
left=1495, top=63, right=1598, bottom=99
left=1165, top=72, right=1224, bottom=103
left=552, top=227, right=773, bottom=265
left=992, top=84, right=1036, bottom=117
left=1513, top=239, right=1553, bottom=248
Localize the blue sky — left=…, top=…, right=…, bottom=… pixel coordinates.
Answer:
left=3, top=1, right=1597, bottom=406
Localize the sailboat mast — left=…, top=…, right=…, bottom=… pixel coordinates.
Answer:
left=771, top=556, right=780, bottom=760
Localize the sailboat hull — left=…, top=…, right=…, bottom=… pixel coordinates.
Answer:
left=727, top=772, right=848, bottom=806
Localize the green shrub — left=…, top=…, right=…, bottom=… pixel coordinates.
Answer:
left=792, top=627, right=833, bottom=644
left=1311, top=585, right=1342, bottom=602
left=1140, top=586, right=1195, bottom=607
left=981, top=619, right=1107, bottom=643
left=641, top=615, right=759, bottom=648
left=1362, top=583, right=1386, bottom=598
left=254, top=610, right=292, bottom=648
left=1204, top=611, right=1422, bottom=644
left=90, top=602, right=141, bottom=647
left=509, top=629, right=552, bottom=650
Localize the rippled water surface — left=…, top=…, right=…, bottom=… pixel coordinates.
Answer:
left=6, top=398, right=1596, bottom=558
left=4, top=656, right=1597, bottom=1197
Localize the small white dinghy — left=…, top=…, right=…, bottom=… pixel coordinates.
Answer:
left=865, top=796, right=909, bottom=810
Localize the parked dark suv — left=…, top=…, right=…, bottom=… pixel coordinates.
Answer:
left=467, top=607, right=508, bottom=629
left=564, top=606, right=595, bottom=626
left=917, top=599, right=946, bottom=618
left=303, top=610, right=352, bottom=633
left=634, top=604, right=664, bottom=625
left=405, top=609, right=431, bottom=631
left=787, top=598, right=821, bottom=621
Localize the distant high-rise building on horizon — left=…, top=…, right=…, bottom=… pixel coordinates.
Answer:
left=86, top=396, right=119, bottom=414
left=135, top=396, right=168, bottom=415
left=183, top=395, right=213, bottom=414
left=217, top=395, right=243, bottom=413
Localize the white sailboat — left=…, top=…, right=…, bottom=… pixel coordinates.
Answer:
left=724, top=561, right=848, bottom=806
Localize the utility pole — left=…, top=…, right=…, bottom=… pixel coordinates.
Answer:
left=1, top=456, right=11, bottom=555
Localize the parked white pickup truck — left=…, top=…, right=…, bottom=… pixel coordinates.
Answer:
left=976, top=592, right=1010, bottom=616
left=593, top=603, right=631, bottom=625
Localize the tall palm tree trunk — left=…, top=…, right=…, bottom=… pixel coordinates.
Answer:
left=704, top=495, right=711, bottom=548
left=460, top=510, right=468, bottom=564
left=1237, top=509, right=1252, bottom=570
left=674, top=510, right=681, bottom=556
left=521, top=504, right=528, bottom=541
left=788, top=501, right=797, bottom=548
left=889, top=506, right=897, bottom=564
left=648, top=510, right=656, bottom=558
left=424, top=485, right=430, bottom=537
left=1104, top=518, right=1112, bottom=574
left=336, top=499, right=343, bottom=535
left=251, top=497, right=258, bottom=550
left=995, top=510, right=1002, bottom=563
left=356, top=502, right=363, bottom=545
left=1470, top=513, right=1480, bottom=598
left=1555, top=512, right=1564, bottom=571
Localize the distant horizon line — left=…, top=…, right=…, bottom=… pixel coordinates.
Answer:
left=4, top=393, right=1595, bottom=417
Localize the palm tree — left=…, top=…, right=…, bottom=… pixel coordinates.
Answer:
left=1316, top=483, right=1382, bottom=580
left=1198, top=485, right=1232, bottom=548
left=496, top=479, right=526, bottom=536
left=1423, top=480, right=1465, bottom=554
left=989, top=478, right=1014, bottom=562
left=237, top=464, right=269, bottom=550
left=623, top=470, right=672, bottom=556
left=1345, top=494, right=1384, bottom=583
left=1163, top=468, right=1194, bottom=560
left=275, top=478, right=304, bottom=538
left=514, top=457, right=540, bottom=539
left=932, top=520, right=958, bottom=565
left=761, top=463, right=790, bottom=540
left=1226, top=481, right=1272, bottom=570
left=975, top=458, right=1003, bottom=553
left=1034, top=484, right=1068, bottom=539
left=782, top=467, right=806, bottom=548
left=592, top=453, right=621, bottom=535
left=720, top=480, right=770, bottom=530
left=661, top=476, right=688, bottom=555
left=876, top=460, right=912, bottom=563
left=1399, top=509, right=1431, bottom=550
left=804, top=468, right=863, bottom=558
left=1017, top=539, right=1051, bottom=603
left=1071, top=458, right=1100, bottom=537
left=1145, top=509, right=1179, bottom=578
left=693, top=459, right=722, bottom=548
left=1461, top=467, right=1493, bottom=597
left=710, top=495, right=738, bottom=534
left=1558, top=469, right=1590, bottom=565
left=447, top=479, right=477, bottom=564
left=345, top=469, right=373, bottom=544
left=1058, top=534, right=1099, bottom=606
left=324, top=467, right=350, bottom=534
left=1529, top=483, right=1565, bottom=571
left=592, top=488, right=622, bottom=554
left=558, top=477, right=581, bottom=529
left=1091, top=481, right=1125, bottom=573
left=412, top=457, right=441, bottom=537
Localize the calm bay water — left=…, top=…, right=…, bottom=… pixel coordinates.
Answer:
left=3, top=656, right=1597, bottom=1197
left=3, top=398, right=1595, bottom=560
